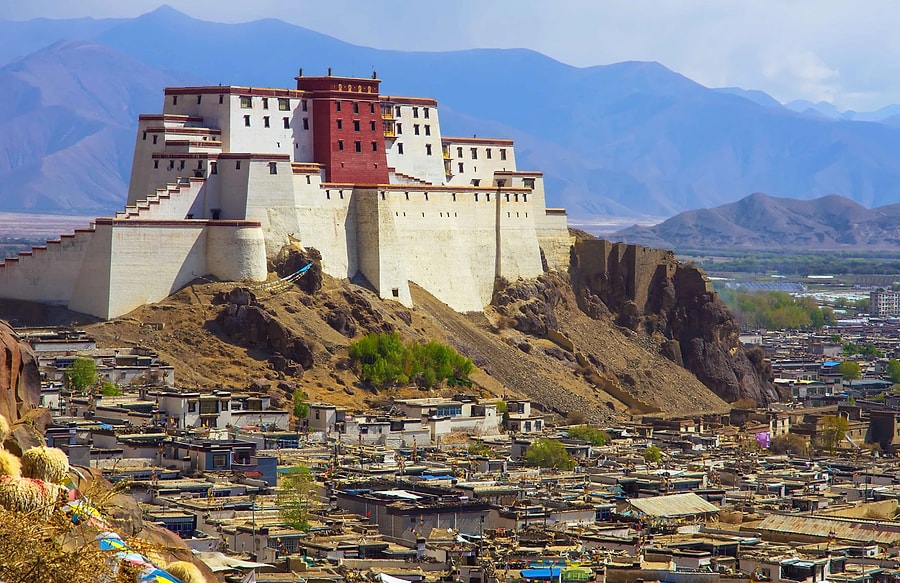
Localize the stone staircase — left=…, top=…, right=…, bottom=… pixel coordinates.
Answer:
left=389, top=169, right=431, bottom=185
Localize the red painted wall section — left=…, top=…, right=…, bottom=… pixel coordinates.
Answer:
left=297, top=76, right=389, bottom=184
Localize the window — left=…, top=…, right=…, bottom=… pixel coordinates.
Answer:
left=235, top=161, right=241, bottom=170
left=425, top=125, right=431, bottom=136
left=353, top=120, right=360, bottom=132
left=269, top=162, right=277, bottom=174
left=354, top=141, right=362, bottom=152
left=197, top=160, right=203, bottom=170
left=172, top=95, right=177, bottom=105
left=414, top=124, right=420, bottom=135
left=338, top=140, right=344, bottom=151
left=153, top=160, right=159, bottom=169
left=472, top=179, right=480, bottom=187
left=395, top=105, right=401, bottom=117
left=523, top=178, right=535, bottom=189
left=353, top=102, right=359, bottom=114
left=219, top=94, right=224, bottom=104
left=500, top=148, right=507, bottom=160
left=370, top=120, right=376, bottom=131
left=303, top=118, right=309, bottom=130
left=279, top=98, right=290, bottom=111
left=471, top=147, right=478, bottom=160
left=153, top=135, right=158, bottom=144
left=486, top=148, right=492, bottom=159
left=413, top=107, right=419, bottom=118
left=336, top=119, right=343, bottom=130
left=179, top=160, right=185, bottom=170
left=424, top=107, right=430, bottom=119
left=370, top=103, right=376, bottom=114
left=457, top=147, right=463, bottom=157
left=210, top=161, right=217, bottom=174
left=458, top=162, right=464, bottom=173
left=168, top=160, right=175, bottom=170
left=283, top=117, right=290, bottom=129
left=197, top=95, right=202, bottom=104
left=336, top=101, right=342, bottom=112
left=263, top=116, right=270, bottom=128
left=301, top=99, right=307, bottom=111
left=425, top=144, right=432, bottom=155
left=372, top=141, right=378, bottom=151
left=212, top=454, right=228, bottom=468
left=262, top=97, right=269, bottom=109
left=188, top=401, right=197, bottom=412
left=240, top=96, right=252, bottom=108
left=142, top=131, right=147, bottom=141
left=396, top=123, right=402, bottom=135
left=244, top=115, right=251, bottom=127
left=315, top=410, right=320, bottom=420
left=397, top=143, right=404, bottom=154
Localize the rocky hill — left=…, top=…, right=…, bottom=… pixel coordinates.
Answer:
left=614, top=192, right=900, bottom=251
left=34, top=239, right=775, bottom=422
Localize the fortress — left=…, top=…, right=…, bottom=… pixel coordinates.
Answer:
left=0, top=71, right=571, bottom=319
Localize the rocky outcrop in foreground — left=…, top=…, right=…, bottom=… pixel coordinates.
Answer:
left=0, top=321, right=40, bottom=424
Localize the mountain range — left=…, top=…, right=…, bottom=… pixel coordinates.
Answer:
left=613, top=192, right=900, bottom=250
left=5, top=6, right=900, bottom=222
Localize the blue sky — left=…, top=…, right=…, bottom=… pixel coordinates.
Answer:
left=1, top=0, right=897, bottom=111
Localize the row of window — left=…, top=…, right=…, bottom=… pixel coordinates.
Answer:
left=336, top=140, right=379, bottom=153
left=452, top=146, right=507, bottom=161
left=335, top=119, right=378, bottom=131
left=325, top=191, right=529, bottom=203
left=242, top=115, right=310, bottom=130
left=151, top=160, right=280, bottom=174
left=239, top=96, right=304, bottom=111
left=336, top=101, right=377, bottom=114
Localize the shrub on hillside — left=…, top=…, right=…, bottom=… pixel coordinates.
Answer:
left=348, top=332, right=473, bottom=389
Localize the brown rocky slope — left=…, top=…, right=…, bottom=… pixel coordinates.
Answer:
left=73, top=239, right=774, bottom=421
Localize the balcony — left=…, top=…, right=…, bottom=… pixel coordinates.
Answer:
left=381, top=105, right=394, bottom=120
left=383, top=121, right=396, bottom=138
left=442, top=146, right=451, bottom=159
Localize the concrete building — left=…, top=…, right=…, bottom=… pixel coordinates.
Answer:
left=0, top=71, right=571, bottom=319
left=871, top=290, right=900, bottom=317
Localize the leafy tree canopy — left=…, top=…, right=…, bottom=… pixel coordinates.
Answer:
left=643, top=444, right=662, bottom=464
left=567, top=425, right=608, bottom=446
left=819, top=415, right=850, bottom=454
left=524, top=439, right=575, bottom=470
left=65, top=357, right=97, bottom=392
left=277, top=465, right=316, bottom=531
left=838, top=361, right=861, bottom=384
left=293, top=389, right=309, bottom=419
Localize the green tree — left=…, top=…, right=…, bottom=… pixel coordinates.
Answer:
left=348, top=332, right=474, bottom=389
left=277, top=465, right=316, bottom=530
left=819, top=415, right=850, bottom=454
left=887, top=359, right=900, bottom=384
left=100, top=382, right=122, bottom=397
left=292, top=390, right=309, bottom=419
left=524, top=439, right=575, bottom=470
left=839, top=361, right=861, bottom=387
left=64, top=357, right=97, bottom=393
left=467, top=441, right=492, bottom=456
left=643, top=444, right=663, bottom=465
left=567, top=425, right=608, bottom=446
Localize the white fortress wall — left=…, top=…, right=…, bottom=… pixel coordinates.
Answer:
left=353, top=189, right=414, bottom=308
left=242, top=158, right=301, bottom=258
left=82, top=220, right=209, bottom=319
left=495, top=172, right=572, bottom=272
left=205, top=223, right=268, bottom=282
left=384, top=100, right=445, bottom=184
left=0, top=228, right=96, bottom=306
left=444, top=139, right=517, bottom=187
left=293, top=177, right=358, bottom=279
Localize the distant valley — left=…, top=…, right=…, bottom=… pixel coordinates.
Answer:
left=7, top=7, right=900, bottom=222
